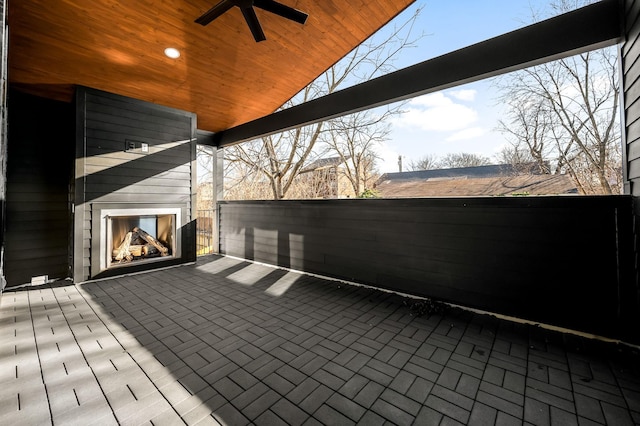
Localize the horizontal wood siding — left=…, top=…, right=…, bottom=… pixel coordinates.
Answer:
left=622, top=0, right=640, bottom=339
left=624, top=0, right=640, bottom=186
left=75, top=87, right=197, bottom=281
left=5, top=90, right=74, bottom=286
left=219, top=197, right=638, bottom=343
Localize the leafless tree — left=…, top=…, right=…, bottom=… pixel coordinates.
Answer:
left=408, top=154, right=439, bottom=171
left=495, top=0, right=622, bottom=194
left=223, top=101, right=327, bottom=199
left=222, top=6, right=424, bottom=199
left=495, top=146, right=536, bottom=169
left=496, top=98, right=553, bottom=173
left=408, top=152, right=492, bottom=171
left=323, top=109, right=392, bottom=196
left=196, top=145, right=215, bottom=185
left=223, top=160, right=273, bottom=200
left=438, top=152, right=492, bottom=169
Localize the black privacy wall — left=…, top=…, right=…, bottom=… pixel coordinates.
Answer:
left=219, top=197, right=639, bottom=344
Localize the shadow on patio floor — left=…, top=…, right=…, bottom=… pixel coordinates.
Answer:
left=1, top=254, right=639, bottom=425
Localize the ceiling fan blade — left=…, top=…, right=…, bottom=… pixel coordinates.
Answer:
left=240, top=7, right=266, bottom=42
left=253, top=0, right=308, bottom=25
left=195, top=0, right=234, bottom=25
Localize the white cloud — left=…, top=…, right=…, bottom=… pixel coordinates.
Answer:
left=449, top=89, right=477, bottom=102
left=446, top=127, right=487, bottom=141
left=408, top=92, right=450, bottom=108
left=396, top=93, right=478, bottom=132
left=374, top=142, right=401, bottom=174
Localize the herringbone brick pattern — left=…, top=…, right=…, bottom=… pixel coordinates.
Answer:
left=1, top=254, right=639, bottom=425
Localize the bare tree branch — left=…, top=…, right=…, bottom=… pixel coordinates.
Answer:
left=222, top=6, right=424, bottom=199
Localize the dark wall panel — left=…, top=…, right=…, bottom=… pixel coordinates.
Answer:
left=0, top=0, right=7, bottom=294
left=5, top=90, right=74, bottom=286
left=219, top=197, right=638, bottom=343
left=624, top=0, right=640, bottom=182
left=622, top=0, right=640, bottom=341
left=74, top=87, right=197, bottom=281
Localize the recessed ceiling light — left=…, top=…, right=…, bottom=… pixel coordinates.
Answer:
left=164, top=47, right=180, bottom=59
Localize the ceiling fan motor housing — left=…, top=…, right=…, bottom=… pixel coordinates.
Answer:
left=196, top=0, right=309, bottom=42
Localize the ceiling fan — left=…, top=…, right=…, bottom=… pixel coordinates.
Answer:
left=195, top=0, right=309, bottom=42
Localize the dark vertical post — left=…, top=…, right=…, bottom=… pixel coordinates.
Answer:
left=0, top=0, right=7, bottom=294
left=73, top=88, right=87, bottom=283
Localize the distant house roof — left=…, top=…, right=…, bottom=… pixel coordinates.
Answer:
left=301, top=156, right=347, bottom=173
left=379, top=163, right=548, bottom=182
left=375, top=163, right=579, bottom=197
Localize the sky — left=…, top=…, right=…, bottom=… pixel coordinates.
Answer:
left=371, top=0, right=568, bottom=173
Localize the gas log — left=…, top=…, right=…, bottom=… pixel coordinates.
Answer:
left=133, top=227, right=169, bottom=255
left=113, top=231, right=134, bottom=261
left=112, top=227, right=170, bottom=263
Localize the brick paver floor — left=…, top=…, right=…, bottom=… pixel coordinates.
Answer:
left=1, top=254, right=639, bottom=425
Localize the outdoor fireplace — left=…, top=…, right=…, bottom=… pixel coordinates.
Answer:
left=92, top=205, right=183, bottom=276
left=108, top=214, right=174, bottom=266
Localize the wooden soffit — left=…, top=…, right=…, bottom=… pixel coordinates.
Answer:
left=8, top=1, right=414, bottom=133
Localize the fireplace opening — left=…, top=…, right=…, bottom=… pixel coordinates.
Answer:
left=107, top=213, right=176, bottom=268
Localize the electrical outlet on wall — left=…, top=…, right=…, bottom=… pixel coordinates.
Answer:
left=125, top=139, right=150, bottom=153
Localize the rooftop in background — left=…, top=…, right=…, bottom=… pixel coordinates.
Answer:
left=375, top=163, right=579, bottom=197
left=300, top=156, right=347, bottom=173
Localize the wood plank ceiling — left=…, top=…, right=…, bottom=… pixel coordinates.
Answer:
left=8, top=0, right=415, bottom=133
